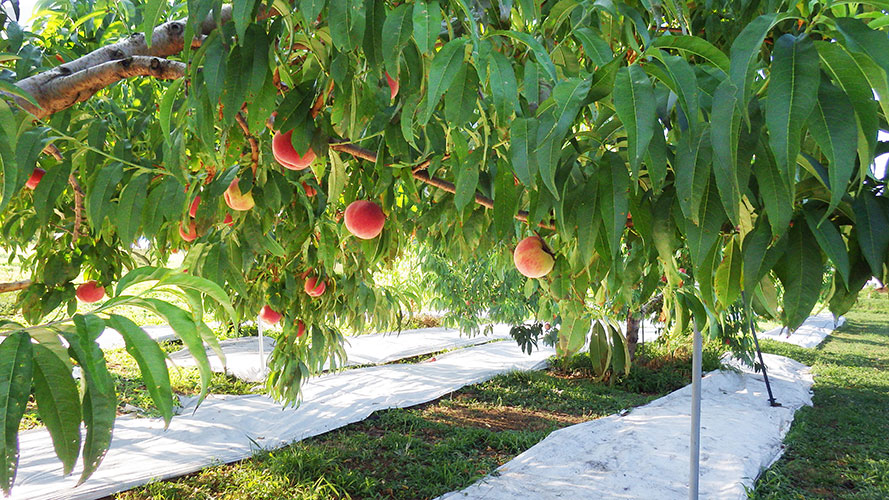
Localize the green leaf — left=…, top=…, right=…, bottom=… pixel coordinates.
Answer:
left=232, top=0, right=257, bottom=40
left=853, top=191, right=889, bottom=278
left=2, top=127, right=45, bottom=214
left=650, top=35, right=730, bottom=74
left=574, top=28, right=613, bottom=67
left=328, top=150, right=346, bottom=204
left=488, top=51, right=518, bottom=120
left=804, top=207, right=850, bottom=287
left=444, top=64, right=479, bottom=126
left=774, top=222, right=824, bottom=331
left=613, top=65, right=656, bottom=177
left=117, top=173, right=149, bottom=245
left=684, top=178, right=726, bottom=273
left=574, top=176, right=599, bottom=265
left=493, top=162, right=518, bottom=240
left=807, top=85, right=859, bottom=216
left=675, top=128, right=712, bottom=225
left=63, top=316, right=115, bottom=485
left=488, top=30, right=557, bottom=82
left=536, top=77, right=591, bottom=147
left=87, top=162, right=124, bottom=230
left=329, top=0, right=365, bottom=51
left=0, top=332, right=32, bottom=495
left=31, top=343, right=81, bottom=475
left=714, top=236, right=742, bottom=309
left=300, top=0, right=327, bottom=26
left=454, top=152, right=480, bottom=211
left=742, top=217, right=773, bottom=299
left=202, top=33, right=227, bottom=104
left=609, top=322, right=630, bottom=376
left=588, top=320, right=611, bottom=380
left=244, top=26, right=270, bottom=98
left=382, top=4, right=412, bottom=75
left=420, top=38, right=466, bottom=125
left=753, top=152, right=793, bottom=238
left=140, top=0, right=166, bottom=48
left=107, top=315, right=174, bottom=427
left=510, top=117, right=537, bottom=186
left=32, top=160, right=73, bottom=225
left=710, top=80, right=742, bottom=225
left=598, top=154, right=629, bottom=257
left=412, top=0, right=441, bottom=55
left=0, top=79, right=40, bottom=108
left=160, top=73, right=182, bottom=147
left=729, top=12, right=793, bottom=116
left=834, top=18, right=889, bottom=79
left=765, top=34, right=820, bottom=182
left=129, top=298, right=213, bottom=405
left=362, top=0, right=384, bottom=70
left=650, top=54, right=700, bottom=132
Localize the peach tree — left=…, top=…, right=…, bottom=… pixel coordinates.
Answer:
left=1, top=0, right=888, bottom=492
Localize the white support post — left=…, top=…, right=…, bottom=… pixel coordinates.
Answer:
left=257, top=316, right=266, bottom=372
left=689, top=322, right=703, bottom=500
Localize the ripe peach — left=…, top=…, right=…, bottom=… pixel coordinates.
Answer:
left=25, top=168, right=46, bottom=190
left=259, top=305, right=282, bottom=325
left=272, top=130, right=315, bottom=170
left=302, top=181, right=316, bottom=197
left=189, top=196, right=201, bottom=217
left=76, top=281, right=105, bottom=303
left=513, top=236, right=554, bottom=278
left=179, top=221, right=198, bottom=242
left=304, top=276, right=326, bottom=297
left=385, top=72, right=399, bottom=101
left=224, top=178, right=255, bottom=211
left=344, top=200, right=385, bottom=239
left=297, top=320, right=306, bottom=337
left=223, top=213, right=234, bottom=226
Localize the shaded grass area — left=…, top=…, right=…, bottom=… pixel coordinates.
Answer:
left=20, top=340, right=255, bottom=430
left=115, top=370, right=660, bottom=500
left=752, top=295, right=889, bottom=499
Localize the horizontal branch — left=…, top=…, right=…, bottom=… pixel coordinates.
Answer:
left=0, top=280, right=31, bottom=294
left=329, top=143, right=556, bottom=231
left=12, top=5, right=232, bottom=118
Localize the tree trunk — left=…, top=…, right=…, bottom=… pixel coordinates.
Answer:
left=626, top=311, right=640, bottom=361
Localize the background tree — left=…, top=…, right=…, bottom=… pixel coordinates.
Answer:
left=1, top=0, right=888, bottom=492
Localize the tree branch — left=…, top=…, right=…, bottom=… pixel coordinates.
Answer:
left=0, top=280, right=31, bottom=294
left=235, top=112, right=260, bottom=176
left=12, top=5, right=232, bottom=118
left=329, top=143, right=556, bottom=231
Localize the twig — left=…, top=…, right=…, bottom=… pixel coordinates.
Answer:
left=235, top=111, right=260, bottom=175
left=329, top=142, right=555, bottom=231
left=69, top=174, right=84, bottom=240
left=0, top=280, right=32, bottom=294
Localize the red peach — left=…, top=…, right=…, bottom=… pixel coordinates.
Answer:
left=189, top=196, right=201, bottom=218
left=259, top=305, right=282, bottom=325
left=76, top=281, right=105, bottom=303
left=26, top=168, right=46, bottom=190
left=179, top=221, right=198, bottom=242
left=297, top=320, right=306, bottom=337
left=272, top=130, right=315, bottom=170
left=385, top=72, right=399, bottom=101
left=304, top=276, right=326, bottom=297
left=344, top=200, right=385, bottom=239
left=513, top=236, right=554, bottom=278
left=224, top=178, right=255, bottom=211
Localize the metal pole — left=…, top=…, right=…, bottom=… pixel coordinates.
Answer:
left=689, top=321, right=702, bottom=500
left=257, top=316, right=265, bottom=372
left=742, top=293, right=781, bottom=407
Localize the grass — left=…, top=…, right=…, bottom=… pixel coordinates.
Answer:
left=20, top=340, right=256, bottom=430
left=752, top=293, right=889, bottom=499
left=114, top=343, right=722, bottom=500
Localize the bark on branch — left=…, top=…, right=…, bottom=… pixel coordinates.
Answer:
left=0, top=280, right=31, bottom=294
left=329, top=143, right=556, bottom=231
left=12, top=5, right=232, bottom=118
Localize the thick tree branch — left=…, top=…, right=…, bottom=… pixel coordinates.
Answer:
left=329, top=143, right=556, bottom=231
left=0, top=280, right=31, bottom=294
left=12, top=5, right=232, bottom=118
left=18, top=56, right=185, bottom=118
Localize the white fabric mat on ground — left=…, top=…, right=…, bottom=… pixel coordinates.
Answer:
left=758, top=312, right=844, bottom=348
left=96, top=324, right=180, bottom=350
left=166, top=325, right=513, bottom=382
left=10, top=340, right=553, bottom=500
